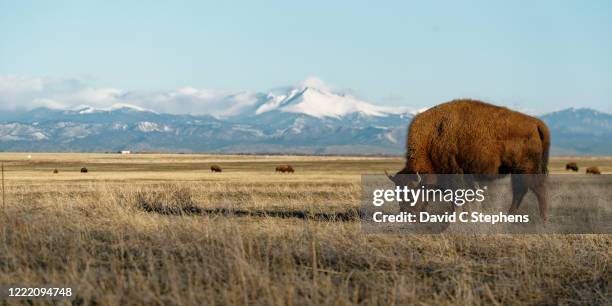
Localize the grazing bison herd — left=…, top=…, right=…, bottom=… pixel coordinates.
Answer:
left=565, top=162, right=601, bottom=174
left=209, top=164, right=295, bottom=173
left=52, top=164, right=299, bottom=174
left=57, top=160, right=605, bottom=176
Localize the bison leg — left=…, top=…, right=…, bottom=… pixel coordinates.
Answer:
left=529, top=181, right=548, bottom=223
left=508, top=175, right=528, bottom=215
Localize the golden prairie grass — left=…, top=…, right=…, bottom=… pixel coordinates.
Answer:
left=0, top=153, right=610, bottom=305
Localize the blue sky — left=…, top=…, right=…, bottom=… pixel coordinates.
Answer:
left=0, top=0, right=611, bottom=113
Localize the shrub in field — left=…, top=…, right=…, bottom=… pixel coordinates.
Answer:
left=136, top=185, right=202, bottom=215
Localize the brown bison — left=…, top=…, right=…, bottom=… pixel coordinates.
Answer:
left=586, top=166, right=601, bottom=175
left=80, top=167, right=88, bottom=173
left=53, top=169, right=59, bottom=174
left=210, top=165, right=222, bottom=173
left=386, top=99, right=551, bottom=221
left=276, top=165, right=295, bottom=173
left=565, top=162, right=579, bottom=172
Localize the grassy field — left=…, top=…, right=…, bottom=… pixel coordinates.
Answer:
left=0, top=153, right=610, bottom=305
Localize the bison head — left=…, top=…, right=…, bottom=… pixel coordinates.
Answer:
left=383, top=170, right=445, bottom=214
left=385, top=170, right=422, bottom=189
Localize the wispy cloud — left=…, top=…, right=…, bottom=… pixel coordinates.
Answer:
left=0, top=75, right=261, bottom=117
left=0, top=75, right=125, bottom=110
left=300, top=76, right=333, bottom=92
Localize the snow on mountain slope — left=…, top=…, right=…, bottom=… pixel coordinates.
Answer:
left=0, top=105, right=610, bottom=155
left=0, top=123, right=48, bottom=141
left=255, top=86, right=415, bottom=118
left=73, top=103, right=158, bottom=114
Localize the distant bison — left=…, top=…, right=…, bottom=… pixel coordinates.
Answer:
left=586, top=166, right=601, bottom=175
left=210, top=165, right=222, bottom=173
left=80, top=167, right=88, bottom=173
left=276, top=165, right=295, bottom=173
left=53, top=169, right=59, bottom=174
left=565, top=162, right=579, bottom=172
left=386, top=99, right=551, bottom=222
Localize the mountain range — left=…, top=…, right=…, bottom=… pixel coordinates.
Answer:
left=0, top=84, right=610, bottom=155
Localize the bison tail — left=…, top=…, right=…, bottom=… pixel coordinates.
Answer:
left=537, top=122, right=551, bottom=174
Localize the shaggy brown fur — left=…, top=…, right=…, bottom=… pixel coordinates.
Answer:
left=276, top=165, right=295, bottom=173
left=389, top=99, right=551, bottom=221
left=586, top=166, right=601, bottom=175
left=565, top=162, right=579, bottom=172
left=80, top=167, right=88, bottom=173
left=210, top=165, right=222, bottom=173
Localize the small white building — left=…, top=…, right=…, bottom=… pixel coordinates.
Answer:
left=120, top=150, right=131, bottom=155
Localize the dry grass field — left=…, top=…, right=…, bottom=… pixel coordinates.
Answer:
left=0, top=153, right=610, bottom=305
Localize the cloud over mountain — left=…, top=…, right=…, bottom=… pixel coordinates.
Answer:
left=0, top=75, right=427, bottom=119
left=0, top=75, right=127, bottom=110
left=0, top=75, right=264, bottom=117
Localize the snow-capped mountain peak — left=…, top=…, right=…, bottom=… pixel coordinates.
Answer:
left=254, top=85, right=414, bottom=118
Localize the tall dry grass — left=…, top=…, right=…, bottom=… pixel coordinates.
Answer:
left=0, top=181, right=609, bottom=305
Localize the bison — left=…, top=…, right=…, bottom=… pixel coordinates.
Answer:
left=80, top=167, right=88, bottom=173
left=210, top=165, right=222, bottom=173
left=565, top=162, right=579, bottom=172
left=53, top=169, right=59, bottom=174
left=586, top=166, right=601, bottom=175
left=386, top=99, right=551, bottom=221
left=276, top=165, right=295, bottom=173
